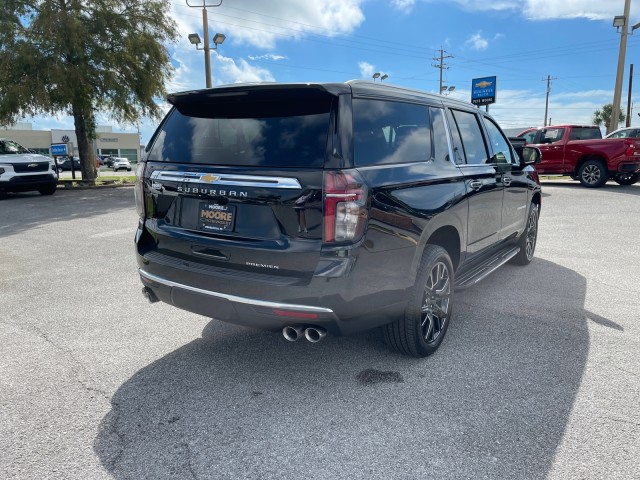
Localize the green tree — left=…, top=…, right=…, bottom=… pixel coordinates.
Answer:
left=0, top=0, right=177, bottom=181
left=592, top=104, right=626, bottom=129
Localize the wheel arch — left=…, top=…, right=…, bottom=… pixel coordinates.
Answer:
left=575, top=154, right=607, bottom=175
left=412, top=225, right=462, bottom=279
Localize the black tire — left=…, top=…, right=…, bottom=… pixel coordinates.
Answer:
left=511, top=203, right=539, bottom=265
left=578, top=160, right=608, bottom=188
left=613, top=173, right=639, bottom=185
left=38, top=184, right=57, bottom=196
left=383, top=245, right=454, bottom=357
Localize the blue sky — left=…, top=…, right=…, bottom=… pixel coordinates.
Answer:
left=24, top=0, right=640, bottom=143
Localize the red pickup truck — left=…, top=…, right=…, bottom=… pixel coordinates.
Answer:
left=517, top=125, right=640, bottom=187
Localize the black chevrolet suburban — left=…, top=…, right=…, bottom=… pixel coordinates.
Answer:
left=134, top=81, right=541, bottom=357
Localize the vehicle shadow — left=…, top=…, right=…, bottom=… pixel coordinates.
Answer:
left=541, top=181, right=640, bottom=196
left=94, top=258, right=591, bottom=479
left=0, top=188, right=135, bottom=238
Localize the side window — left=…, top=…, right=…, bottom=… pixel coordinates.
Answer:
left=430, top=107, right=450, bottom=163
left=483, top=117, right=513, bottom=164
left=445, top=109, right=465, bottom=164
left=569, top=128, right=601, bottom=140
left=522, top=131, right=537, bottom=144
left=450, top=109, right=489, bottom=165
left=609, top=130, right=627, bottom=138
left=353, top=99, right=432, bottom=166
left=540, top=128, right=565, bottom=144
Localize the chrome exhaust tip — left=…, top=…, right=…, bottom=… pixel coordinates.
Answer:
left=282, top=325, right=304, bottom=342
left=304, top=327, right=327, bottom=343
left=142, top=286, right=159, bottom=303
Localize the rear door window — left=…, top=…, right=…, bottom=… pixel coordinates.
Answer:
left=353, top=99, right=432, bottom=166
left=569, top=127, right=602, bottom=140
left=147, top=93, right=333, bottom=168
left=449, top=109, right=489, bottom=165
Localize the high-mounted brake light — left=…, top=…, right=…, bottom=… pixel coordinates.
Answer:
left=323, top=170, right=368, bottom=243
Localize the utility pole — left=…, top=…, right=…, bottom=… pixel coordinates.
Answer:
left=432, top=48, right=453, bottom=95
left=626, top=64, right=634, bottom=127
left=186, top=0, right=223, bottom=89
left=543, top=75, right=556, bottom=127
left=609, top=0, right=632, bottom=134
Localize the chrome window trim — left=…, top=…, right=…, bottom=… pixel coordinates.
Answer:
left=150, top=170, right=301, bottom=189
left=139, top=269, right=336, bottom=315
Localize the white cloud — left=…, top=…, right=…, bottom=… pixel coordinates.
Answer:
left=171, top=0, right=366, bottom=50
left=392, top=0, right=417, bottom=13
left=248, top=54, right=287, bottom=61
left=214, top=55, right=275, bottom=84
left=427, top=0, right=640, bottom=21
left=358, top=61, right=376, bottom=78
left=465, top=32, right=489, bottom=51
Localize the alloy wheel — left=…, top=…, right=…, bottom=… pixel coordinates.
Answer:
left=581, top=165, right=601, bottom=184
left=420, top=262, right=451, bottom=344
left=525, top=208, right=538, bottom=259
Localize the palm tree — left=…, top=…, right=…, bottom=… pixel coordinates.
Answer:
left=592, top=104, right=626, bottom=128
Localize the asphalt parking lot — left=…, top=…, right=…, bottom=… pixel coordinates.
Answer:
left=1, top=182, right=639, bottom=479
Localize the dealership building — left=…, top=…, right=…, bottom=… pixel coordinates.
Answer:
left=1, top=123, right=142, bottom=161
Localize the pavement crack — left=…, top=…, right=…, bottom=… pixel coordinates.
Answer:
left=600, top=416, right=640, bottom=428
left=182, top=442, right=198, bottom=480
left=0, top=319, right=111, bottom=400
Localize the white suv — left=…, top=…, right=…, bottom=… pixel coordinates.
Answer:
left=0, top=138, right=58, bottom=196
left=112, top=157, right=132, bottom=172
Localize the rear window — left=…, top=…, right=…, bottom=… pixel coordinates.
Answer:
left=353, top=99, right=432, bottom=166
left=569, top=127, right=602, bottom=140
left=148, top=92, right=332, bottom=167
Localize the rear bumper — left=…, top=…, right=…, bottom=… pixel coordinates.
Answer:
left=615, top=161, right=640, bottom=173
left=139, top=267, right=341, bottom=328
left=136, top=244, right=414, bottom=336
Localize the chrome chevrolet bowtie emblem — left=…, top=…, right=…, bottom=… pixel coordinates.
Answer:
left=28, top=163, right=38, bottom=168
left=200, top=174, right=220, bottom=183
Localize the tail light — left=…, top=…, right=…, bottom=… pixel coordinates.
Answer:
left=323, top=169, right=368, bottom=243
left=624, top=140, right=636, bottom=157
left=134, top=162, right=145, bottom=217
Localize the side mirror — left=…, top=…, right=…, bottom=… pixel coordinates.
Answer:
left=521, top=146, right=541, bottom=165
left=511, top=143, right=541, bottom=165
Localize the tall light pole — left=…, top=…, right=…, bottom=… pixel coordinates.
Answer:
left=609, top=0, right=632, bottom=134
left=187, top=0, right=224, bottom=89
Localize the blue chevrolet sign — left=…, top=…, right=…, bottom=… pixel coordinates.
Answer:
left=471, top=76, right=497, bottom=106
left=50, top=143, right=68, bottom=156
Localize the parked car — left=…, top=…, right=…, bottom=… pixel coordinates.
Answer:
left=102, top=156, right=117, bottom=167
left=57, top=157, right=81, bottom=171
left=0, top=138, right=58, bottom=195
left=134, top=81, right=542, bottom=357
left=112, top=157, right=132, bottom=172
left=605, top=127, right=640, bottom=139
left=517, top=125, right=640, bottom=186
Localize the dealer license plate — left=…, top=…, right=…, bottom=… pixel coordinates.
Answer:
left=198, top=202, right=236, bottom=232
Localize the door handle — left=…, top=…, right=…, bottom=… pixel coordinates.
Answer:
left=502, top=176, right=512, bottom=186
left=469, top=180, right=482, bottom=190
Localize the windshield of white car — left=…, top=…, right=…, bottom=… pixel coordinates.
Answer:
left=0, top=140, right=31, bottom=155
